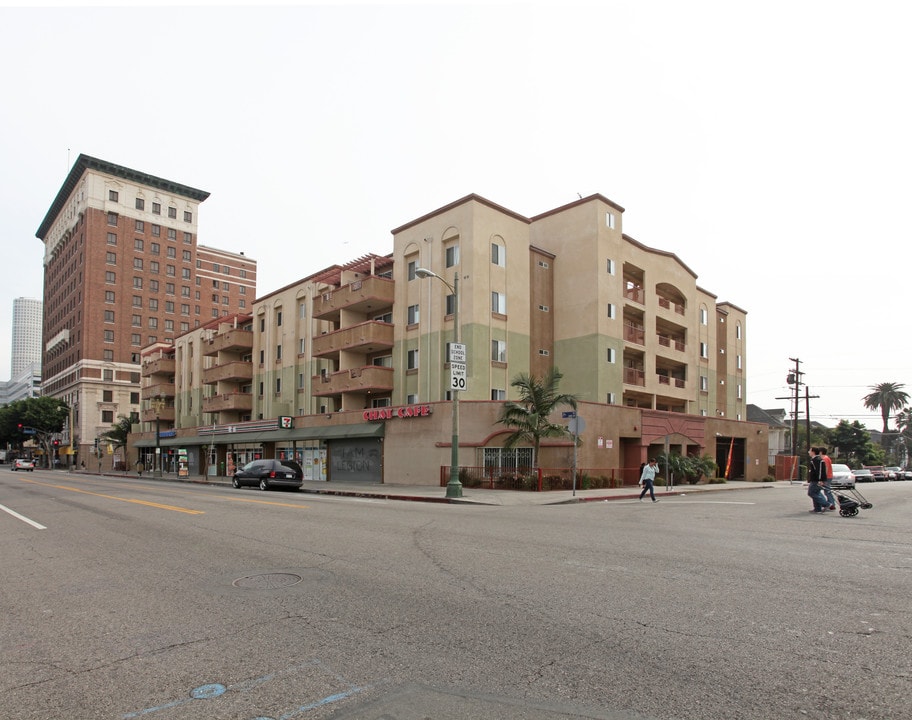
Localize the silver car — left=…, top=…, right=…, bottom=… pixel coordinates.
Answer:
left=830, top=463, right=854, bottom=488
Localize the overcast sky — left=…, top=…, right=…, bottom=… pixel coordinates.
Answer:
left=2, top=1, right=909, bottom=431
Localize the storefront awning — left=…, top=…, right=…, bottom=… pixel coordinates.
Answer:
left=132, top=422, right=385, bottom=448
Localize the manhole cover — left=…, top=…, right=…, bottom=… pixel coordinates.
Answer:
left=233, top=572, right=304, bottom=589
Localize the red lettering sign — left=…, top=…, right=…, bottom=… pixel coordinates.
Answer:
left=363, top=404, right=432, bottom=421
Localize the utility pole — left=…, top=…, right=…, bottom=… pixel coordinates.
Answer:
left=777, top=358, right=819, bottom=482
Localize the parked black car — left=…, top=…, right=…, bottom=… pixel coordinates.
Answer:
left=231, top=459, right=304, bottom=491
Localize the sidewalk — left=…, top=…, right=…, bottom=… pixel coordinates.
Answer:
left=93, top=469, right=789, bottom=506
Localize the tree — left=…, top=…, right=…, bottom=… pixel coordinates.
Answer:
left=496, top=368, right=578, bottom=466
left=862, top=382, right=910, bottom=434
left=98, top=414, right=133, bottom=456
left=830, top=420, right=882, bottom=466
left=0, top=397, right=69, bottom=466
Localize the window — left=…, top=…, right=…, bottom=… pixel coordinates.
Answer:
left=298, top=301, right=306, bottom=319
left=492, top=339, right=506, bottom=363
left=737, top=354, right=742, bottom=370
left=299, top=338, right=306, bottom=354
left=276, top=310, right=283, bottom=326
left=164, top=319, right=174, bottom=332
left=150, top=261, right=160, bottom=274
left=103, top=350, right=114, bottom=362
left=103, top=330, right=114, bottom=342
left=102, top=410, right=114, bottom=423
left=149, top=299, right=158, bottom=311
left=104, top=310, right=114, bottom=323
left=106, top=252, right=117, bottom=264
left=105, top=291, right=115, bottom=303
left=132, top=296, right=142, bottom=308
left=150, top=242, right=160, bottom=255
left=168, top=206, right=177, bottom=219
left=607, top=392, right=616, bottom=404
left=407, top=260, right=417, bottom=281
left=166, top=265, right=176, bottom=276
left=132, top=314, right=141, bottom=326
left=736, top=323, right=742, bottom=339
left=107, top=212, right=118, bottom=226
left=259, top=349, right=265, bottom=364
left=105, top=271, right=116, bottom=283
left=407, top=348, right=419, bottom=370
left=133, top=277, right=143, bottom=289
left=539, top=305, right=549, bottom=312
left=275, top=378, right=282, bottom=394
left=700, top=376, right=708, bottom=391
left=148, top=318, right=158, bottom=329
left=606, top=258, right=615, bottom=275
left=150, top=280, right=159, bottom=293
left=607, top=303, right=616, bottom=319
left=131, top=333, right=141, bottom=345
left=182, top=268, right=191, bottom=280
left=152, top=202, right=161, bottom=215
left=700, top=308, right=708, bottom=325
left=184, top=211, right=192, bottom=223
left=135, top=220, right=144, bottom=233
left=134, top=198, right=144, bottom=211
left=165, top=301, right=175, bottom=313
left=538, top=259, right=550, bottom=269
left=446, top=294, right=456, bottom=316
left=606, top=211, right=616, bottom=229
left=107, top=232, right=117, bottom=245
left=276, top=344, right=282, bottom=360
left=134, top=238, right=144, bottom=251
left=491, top=243, right=505, bottom=267
left=181, top=304, right=190, bottom=315
left=184, top=232, right=192, bottom=244
left=108, top=190, right=119, bottom=202
left=407, top=394, right=418, bottom=405
left=407, top=304, right=420, bottom=325
left=491, top=292, right=506, bottom=315
left=491, top=389, right=506, bottom=401
left=151, top=225, right=160, bottom=238
left=373, top=355, right=392, bottom=367
left=445, top=244, right=459, bottom=267
left=607, top=348, right=616, bottom=363
left=182, top=250, right=191, bottom=262
left=700, top=342, right=709, bottom=359
left=538, top=349, right=550, bottom=356
left=133, top=258, right=143, bottom=270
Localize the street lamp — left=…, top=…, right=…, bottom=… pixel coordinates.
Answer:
left=415, top=267, right=463, bottom=498
left=150, top=396, right=165, bottom=477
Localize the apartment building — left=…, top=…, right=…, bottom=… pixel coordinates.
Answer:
left=135, top=193, right=765, bottom=484
left=36, top=154, right=256, bottom=464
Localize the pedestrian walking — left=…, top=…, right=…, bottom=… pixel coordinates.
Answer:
left=807, top=447, right=829, bottom=513
left=820, top=447, right=836, bottom=511
left=639, top=458, right=660, bottom=502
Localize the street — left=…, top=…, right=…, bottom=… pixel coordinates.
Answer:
left=1, top=469, right=910, bottom=720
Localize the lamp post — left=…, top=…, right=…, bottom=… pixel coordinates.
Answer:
left=415, top=267, right=463, bottom=498
left=151, top=396, right=165, bottom=477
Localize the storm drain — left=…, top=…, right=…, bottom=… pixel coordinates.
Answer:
left=232, top=572, right=304, bottom=589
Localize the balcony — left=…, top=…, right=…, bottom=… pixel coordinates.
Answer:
left=202, top=329, right=254, bottom=356
left=657, top=296, right=686, bottom=316
left=142, top=357, right=175, bottom=377
left=202, top=392, right=253, bottom=413
left=624, top=367, right=646, bottom=386
left=623, top=322, right=646, bottom=345
left=202, top=361, right=253, bottom=385
left=623, top=286, right=645, bottom=305
left=657, top=334, right=686, bottom=353
left=311, top=365, right=395, bottom=397
left=312, top=276, right=395, bottom=321
left=311, top=321, right=394, bottom=358
left=141, top=406, right=174, bottom=423
left=143, top=381, right=175, bottom=398
left=657, top=374, right=686, bottom=389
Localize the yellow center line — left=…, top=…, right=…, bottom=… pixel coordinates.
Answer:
left=222, top=497, right=310, bottom=509
left=23, top=478, right=205, bottom=515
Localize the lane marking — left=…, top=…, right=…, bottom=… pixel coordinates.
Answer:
left=0, top=502, right=46, bottom=529
left=21, top=478, right=204, bottom=515
left=222, top=497, right=310, bottom=509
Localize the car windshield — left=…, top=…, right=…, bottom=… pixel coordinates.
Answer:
left=832, top=464, right=850, bottom=473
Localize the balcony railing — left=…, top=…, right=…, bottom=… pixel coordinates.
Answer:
left=624, top=286, right=645, bottom=304
left=624, top=367, right=646, bottom=386
left=202, top=329, right=254, bottom=356
left=143, top=381, right=175, bottom=398
left=657, top=334, right=686, bottom=352
left=311, top=365, right=395, bottom=397
left=141, top=406, right=174, bottom=423
left=657, top=296, right=686, bottom=316
left=202, top=392, right=253, bottom=413
left=141, top=357, right=175, bottom=377
left=624, top=323, right=646, bottom=345
left=202, top=361, right=253, bottom=384
left=657, top=374, right=686, bottom=389
left=312, top=276, right=395, bottom=320
left=311, top=321, right=394, bottom=358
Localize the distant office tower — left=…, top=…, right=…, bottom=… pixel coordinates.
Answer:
left=11, top=297, right=43, bottom=376
left=35, top=154, right=257, bottom=463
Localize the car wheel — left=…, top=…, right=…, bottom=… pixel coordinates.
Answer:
left=232, top=477, right=241, bottom=489
left=259, top=478, right=269, bottom=491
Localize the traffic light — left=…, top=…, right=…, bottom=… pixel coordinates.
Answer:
left=17, top=423, right=23, bottom=432
left=53, top=439, right=60, bottom=447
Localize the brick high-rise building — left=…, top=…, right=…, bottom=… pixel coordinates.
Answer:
left=36, top=154, right=256, bottom=464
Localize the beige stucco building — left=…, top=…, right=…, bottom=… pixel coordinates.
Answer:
left=135, top=193, right=766, bottom=485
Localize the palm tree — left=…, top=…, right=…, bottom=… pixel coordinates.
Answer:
left=98, top=415, right=134, bottom=462
left=496, top=368, right=578, bottom=466
left=862, top=382, right=910, bottom=434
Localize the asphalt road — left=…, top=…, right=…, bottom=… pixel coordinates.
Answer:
left=1, top=469, right=910, bottom=720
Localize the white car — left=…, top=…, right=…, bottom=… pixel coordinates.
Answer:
left=830, top=463, right=854, bottom=488
left=885, top=466, right=902, bottom=480
left=12, top=458, right=35, bottom=472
